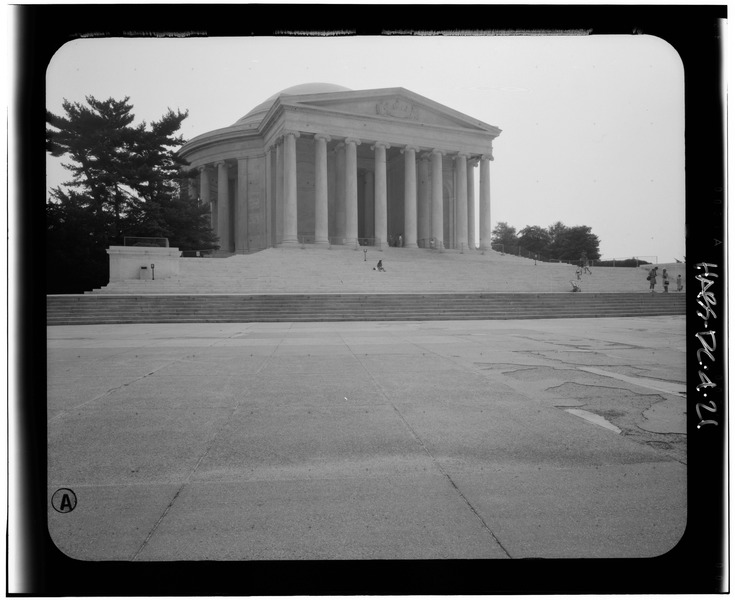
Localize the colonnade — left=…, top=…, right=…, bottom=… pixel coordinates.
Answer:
left=196, top=131, right=493, bottom=253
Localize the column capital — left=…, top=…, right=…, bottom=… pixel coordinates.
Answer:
left=370, top=141, right=390, bottom=151
left=345, top=137, right=362, bottom=146
left=266, top=136, right=283, bottom=152
left=283, top=130, right=301, bottom=139
left=215, top=160, right=229, bottom=169
left=418, top=152, right=431, bottom=162
left=197, top=165, right=210, bottom=173
left=314, top=133, right=331, bottom=143
left=334, top=141, right=345, bottom=151
left=480, top=153, right=494, bottom=162
left=401, top=145, right=419, bottom=155
left=431, top=148, right=446, bottom=157
left=454, top=151, right=470, bottom=160
left=467, top=156, right=480, bottom=167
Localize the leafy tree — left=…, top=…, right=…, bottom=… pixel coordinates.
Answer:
left=549, top=224, right=600, bottom=262
left=545, top=221, right=568, bottom=257
left=491, top=221, right=518, bottom=250
left=518, top=225, right=552, bottom=256
left=46, top=96, right=217, bottom=293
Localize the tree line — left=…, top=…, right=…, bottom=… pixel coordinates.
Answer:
left=46, top=96, right=217, bottom=293
left=491, top=221, right=601, bottom=263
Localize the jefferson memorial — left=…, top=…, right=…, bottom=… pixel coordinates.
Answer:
left=179, top=83, right=501, bottom=253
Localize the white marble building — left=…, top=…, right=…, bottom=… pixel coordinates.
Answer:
left=179, top=82, right=501, bottom=253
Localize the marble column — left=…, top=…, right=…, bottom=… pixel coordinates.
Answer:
left=431, top=149, right=444, bottom=249
left=372, top=142, right=389, bottom=249
left=275, top=140, right=284, bottom=244
left=344, top=138, right=361, bottom=246
left=236, top=158, right=249, bottom=253
left=467, top=158, right=477, bottom=250
left=454, top=153, right=468, bottom=252
left=265, top=146, right=273, bottom=247
left=314, top=134, right=330, bottom=245
left=216, top=161, right=230, bottom=252
left=198, top=166, right=212, bottom=230
left=418, top=154, right=431, bottom=247
left=335, top=143, right=346, bottom=243
left=402, top=145, right=418, bottom=248
left=363, top=170, right=374, bottom=242
left=479, top=154, right=492, bottom=251
left=282, top=131, right=300, bottom=245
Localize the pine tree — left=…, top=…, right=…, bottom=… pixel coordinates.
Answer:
left=46, top=96, right=218, bottom=292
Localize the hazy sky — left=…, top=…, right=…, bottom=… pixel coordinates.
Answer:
left=46, top=35, right=686, bottom=262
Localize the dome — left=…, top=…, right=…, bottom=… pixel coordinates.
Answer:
left=235, top=82, right=352, bottom=127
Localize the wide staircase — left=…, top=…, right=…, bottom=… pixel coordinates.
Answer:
left=47, top=247, right=686, bottom=325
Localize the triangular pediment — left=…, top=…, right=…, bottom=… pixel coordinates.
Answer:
left=279, top=88, right=498, bottom=134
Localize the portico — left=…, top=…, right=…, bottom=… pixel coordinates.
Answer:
left=179, top=83, right=501, bottom=254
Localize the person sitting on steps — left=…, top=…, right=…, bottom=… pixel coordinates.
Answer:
left=375, top=259, right=386, bottom=272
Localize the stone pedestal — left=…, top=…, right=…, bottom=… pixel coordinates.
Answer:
left=107, top=246, right=181, bottom=282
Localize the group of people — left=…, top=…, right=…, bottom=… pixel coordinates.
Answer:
left=569, top=261, right=684, bottom=293
left=647, top=266, right=683, bottom=293
left=570, top=256, right=592, bottom=291
left=373, top=255, right=684, bottom=293
left=574, top=265, right=591, bottom=280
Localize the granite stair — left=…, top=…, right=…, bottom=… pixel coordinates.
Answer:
left=47, top=292, right=685, bottom=326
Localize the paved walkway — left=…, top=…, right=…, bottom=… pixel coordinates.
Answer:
left=47, top=316, right=686, bottom=561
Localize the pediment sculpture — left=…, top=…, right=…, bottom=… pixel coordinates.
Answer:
left=376, top=98, right=419, bottom=121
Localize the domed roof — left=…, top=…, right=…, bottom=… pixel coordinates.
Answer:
left=235, top=82, right=352, bottom=127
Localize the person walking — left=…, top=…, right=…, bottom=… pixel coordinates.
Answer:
left=580, top=253, right=592, bottom=274
left=676, top=274, right=683, bottom=292
left=662, top=268, right=670, bottom=293
left=648, top=267, right=657, bottom=293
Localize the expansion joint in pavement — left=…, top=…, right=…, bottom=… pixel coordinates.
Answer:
left=48, top=360, right=176, bottom=424
left=346, top=338, right=513, bottom=559
left=131, top=485, right=184, bottom=561
left=131, top=382, right=244, bottom=560
left=389, top=402, right=514, bottom=559
left=441, top=470, right=514, bottom=559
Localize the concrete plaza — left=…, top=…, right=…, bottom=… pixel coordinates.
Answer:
left=47, top=316, right=686, bottom=561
